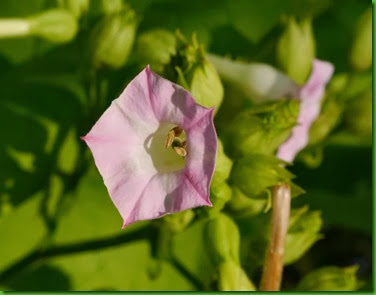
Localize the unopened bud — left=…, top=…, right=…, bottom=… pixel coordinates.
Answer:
left=28, top=9, right=78, bottom=43
left=231, top=154, right=294, bottom=198
left=277, top=17, right=315, bottom=85
left=227, top=186, right=268, bottom=217
left=349, top=7, right=372, bottom=71
left=163, top=210, right=195, bottom=234
left=208, top=54, right=298, bottom=102
left=91, top=9, right=137, bottom=69
left=211, top=139, right=233, bottom=188
left=203, top=214, right=240, bottom=265
left=135, top=29, right=176, bottom=73
left=218, top=261, right=256, bottom=291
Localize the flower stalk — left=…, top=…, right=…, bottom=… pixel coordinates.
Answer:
left=260, top=183, right=291, bottom=291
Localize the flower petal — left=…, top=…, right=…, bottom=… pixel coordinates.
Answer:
left=83, top=67, right=217, bottom=227
left=277, top=59, right=334, bottom=163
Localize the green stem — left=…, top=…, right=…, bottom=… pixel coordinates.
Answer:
left=0, top=19, right=30, bottom=38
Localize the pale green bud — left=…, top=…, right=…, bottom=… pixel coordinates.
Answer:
left=349, top=7, right=372, bottom=72
left=135, top=29, right=176, bottom=73
left=208, top=182, right=232, bottom=217
left=297, top=266, right=361, bottom=291
left=91, top=9, right=137, bottom=69
left=277, top=17, right=315, bottom=85
left=208, top=54, right=298, bottom=102
left=231, top=154, right=294, bottom=198
left=163, top=209, right=195, bottom=234
left=58, top=0, right=89, bottom=19
left=284, top=206, right=323, bottom=264
left=188, top=60, right=224, bottom=111
left=28, top=9, right=78, bottom=43
left=224, top=99, right=299, bottom=157
left=203, top=213, right=240, bottom=265
left=218, top=260, right=256, bottom=291
left=211, top=139, right=233, bottom=188
left=227, top=186, right=268, bottom=217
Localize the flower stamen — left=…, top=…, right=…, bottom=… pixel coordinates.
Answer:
left=165, top=126, right=183, bottom=148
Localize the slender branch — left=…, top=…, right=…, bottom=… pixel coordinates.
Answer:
left=260, top=183, right=291, bottom=291
left=0, top=19, right=30, bottom=38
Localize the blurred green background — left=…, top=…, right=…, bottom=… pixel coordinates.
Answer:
left=0, top=0, right=372, bottom=291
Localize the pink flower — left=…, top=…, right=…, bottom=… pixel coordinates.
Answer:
left=82, top=67, right=217, bottom=227
left=277, top=59, right=334, bottom=163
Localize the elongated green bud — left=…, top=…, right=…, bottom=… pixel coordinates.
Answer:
left=135, top=29, right=176, bottom=73
left=203, top=214, right=240, bottom=265
left=218, top=261, right=256, bottom=291
left=349, top=7, right=372, bottom=71
left=91, top=9, right=137, bottom=69
left=297, top=266, right=361, bottom=291
left=277, top=17, right=315, bottom=85
left=208, top=182, right=232, bottom=217
left=231, top=154, right=294, bottom=198
left=208, top=54, right=298, bottom=102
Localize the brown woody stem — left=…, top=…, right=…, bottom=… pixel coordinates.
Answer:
left=260, top=183, right=291, bottom=291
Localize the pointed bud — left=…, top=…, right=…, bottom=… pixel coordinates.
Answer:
left=135, top=29, right=176, bottom=73
left=28, top=9, right=78, bottom=43
left=211, top=139, right=233, bottom=188
left=349, top=7, right=372, bottom=71
left=277, top=17, right=315, bottom=85
left=203, top=213, right=240, bottom=265
left=208, top=54, right=298, bottom=102
left=227, top=186, right=268, bottom=217
left=207, top=182, right=232, bottom=217
left=57, top=0, right=89, bottom=19
left=297, top=266, right=361, bottom=291
left=218, top=261, right=256, bottom=291
left=90, top=9, right=137, bottom=69
left=224, top=99, right=300, bottom=157
left=163, top=209, right=195, bottom=234
left=284, top=206, right=323, bottom=264
left=231, top=154, right=294, bottom=198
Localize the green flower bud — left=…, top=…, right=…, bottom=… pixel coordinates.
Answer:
left=227, top=186, right=268, bottom=217
left=308, top=97, right=344, bottom=146
left=224, top=99, right=299, bottom=157
left=277, top=17, right=315, bottom=85
left=297, top=266, right=361, bottom=291
left=203, top=213, right=240, bottom=265
left=58, top=0, right=89, bottom=19
left=171, top=34, right=224, bottom=111
left=218, top=260, right=256, bottom=291
left=349, top=7, right=372, bottom=72
left=211, top=139, right=233, bottom=188
left=163, top=209, right=195, bottom=234
left=28, top=9, right=78, bottom=43
left=284, top=206, right=323, bottom=264
left=231, top=154, right=294, bottom=198
left=208, top=54, right=298, bottom=102
left=208, top=182, right=232, bottom=217
left=135, top=29, right=176, bottom=73
left=344, top=87, right=372, bottom=136
left=90, top=9, right=137, bottom=69
left=188, top=60, right=224, bottom=112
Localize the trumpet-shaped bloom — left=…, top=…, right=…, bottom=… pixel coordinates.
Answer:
left=82, top=67, right=217, bottom=227
left=277, top=59, right=334, bottom=162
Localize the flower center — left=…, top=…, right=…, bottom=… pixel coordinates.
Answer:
left=165, top=126, right=187, bottom=157
left=145, top=123, right=186, bottom=173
